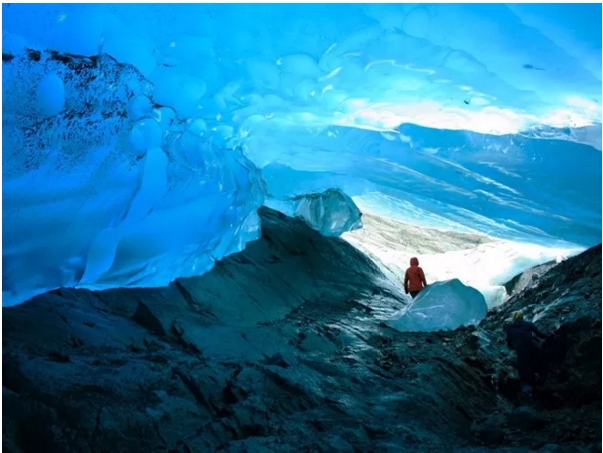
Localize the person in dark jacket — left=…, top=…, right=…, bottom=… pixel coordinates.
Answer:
left=404, top=257, right=427, bottom=299
left=505, top=311, right=551, bottom=394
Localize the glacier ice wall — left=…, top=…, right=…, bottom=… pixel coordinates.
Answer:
left=252, top=124, right=602, bottom=247
left=2, top=3, right=602, bottom=305
left=2, top=50, right=264, bottom=306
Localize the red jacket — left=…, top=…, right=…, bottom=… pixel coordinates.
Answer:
left=404, top=257, right=427, bottom=293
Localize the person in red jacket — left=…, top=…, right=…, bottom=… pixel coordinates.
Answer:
left=404, top=257, right=427, bottom=298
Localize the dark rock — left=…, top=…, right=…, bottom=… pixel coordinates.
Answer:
left=471, top=413, right=506, bottom=445
left=507, top=406, right=545, bottom=430
left=260, top=352, right=290, bottom=368
left=1, top=207, right=601, bottom=452
left=539, top=444, right=586, bottom=453
left=504, top=259, right=558, bottom=297
left=131, top=301, right=167, bottom=336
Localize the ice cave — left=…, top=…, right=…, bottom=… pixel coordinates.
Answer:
left=2, top=3, right=601, bottom=308
left=2, top=3, right=602, bottom=452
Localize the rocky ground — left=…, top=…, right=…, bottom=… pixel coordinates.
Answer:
left=2, top=208, right=601, bottom=452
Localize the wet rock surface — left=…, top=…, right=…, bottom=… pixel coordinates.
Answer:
left=3, top=210, right=601, bottom=452
left=503, top=259, right=558, bottom=298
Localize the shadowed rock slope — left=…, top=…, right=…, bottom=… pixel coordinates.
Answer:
left=2, top=209, right=601, bottom=452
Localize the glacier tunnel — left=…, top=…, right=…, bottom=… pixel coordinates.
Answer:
left=2, top=3, right=601, bottom=306
left=2, top=4, right=602, bottom=452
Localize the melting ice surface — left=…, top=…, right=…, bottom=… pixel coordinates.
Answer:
left=388, top=279, right=488, bottom=332
left=2, top=4, right=602, bottom=306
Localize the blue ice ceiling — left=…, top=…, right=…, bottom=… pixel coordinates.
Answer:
left=2, top=3, right=602, bottom=306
